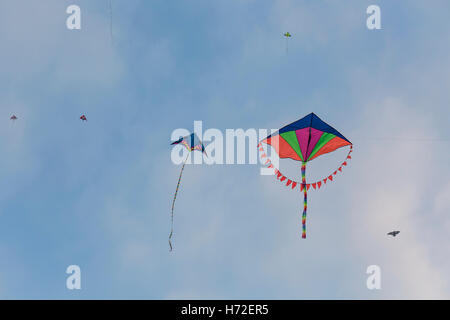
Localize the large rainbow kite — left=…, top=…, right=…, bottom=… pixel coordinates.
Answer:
left=259, top=113, right=353, bottom=238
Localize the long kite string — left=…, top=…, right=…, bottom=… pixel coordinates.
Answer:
left=109, top=0, right=113, bottom=40
left=301, top=162, right=307, bottom=239
left=169, top=152, right=190, bottom=251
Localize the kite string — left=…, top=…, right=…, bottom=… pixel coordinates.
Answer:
left=109, top=0, right=113, bottom=40
left=169, top=152, right=190, bottom=252
left=301, top=162, right=307, bottom=239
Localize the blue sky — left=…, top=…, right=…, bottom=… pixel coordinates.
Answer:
left=0, top=0, right=449, bottom=299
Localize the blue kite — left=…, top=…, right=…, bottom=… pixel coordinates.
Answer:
left=169, top=133, right=206, bottom=251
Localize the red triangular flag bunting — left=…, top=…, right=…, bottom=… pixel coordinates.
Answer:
left=342, top=161, right=347, bottom=166
left=333, top=171, right=337, bottom=175
left=347, top=155, right=352, bottom=159
left=312, top=183, right=316, bottom=189
left=280, top=176, right=286, bottom=182
left=259, top=147, right=264, bottom=152
left=306, top=184, right=310, bottom=190
left=338, top=167, right=342, bottom=172
left=300, top=184, right=304, bottom=191
left=277, top=172, right=282, bottom=179
left=329, top=175, right=333, bottom=181
left=292, top=182, right=297, bottom=189
left=268, top=164, right=273, bottom=168
left=323, top=178, right=327, bottom=184
left=317, top=181, right=322, bottom=189
left=286, top=179, right=292, bottom=186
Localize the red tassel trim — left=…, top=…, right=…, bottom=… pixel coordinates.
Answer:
left=267, top=145, right=353, bottom=191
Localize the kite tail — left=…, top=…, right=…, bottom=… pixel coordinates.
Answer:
left=301, top=162, right=307, bottom=239
left=169, top=153, right=189, bottom=252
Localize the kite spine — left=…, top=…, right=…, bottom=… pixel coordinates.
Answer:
left=169, top=152, right=190, bottom=252
left=301, top=162, right=307, bottom=239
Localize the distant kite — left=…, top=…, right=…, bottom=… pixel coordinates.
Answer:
left=283, top=32, right=292, bottom=53
left=259, top=113, right=353, bottom=238
left=80, top=115, right=87, bottom=121
left=387, top=231, right=400, bottom=237
left=169, top=133, right=206, bottom=251
left=10, top=115, right=17, bottom=121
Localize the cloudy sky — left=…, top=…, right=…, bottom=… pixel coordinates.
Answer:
left=0, top=0, right=449, bottom=299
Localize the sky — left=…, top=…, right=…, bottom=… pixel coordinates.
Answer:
left=0, top=0, right=449, bottom=299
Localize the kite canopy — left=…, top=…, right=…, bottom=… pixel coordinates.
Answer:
left=171, top=133, right=206, bottom=154
left=259, top=113, right=353, bottom=239
left=261, top=113, right=351, bottom=163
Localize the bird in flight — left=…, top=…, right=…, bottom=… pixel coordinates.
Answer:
left=387, top=231, right=400, bottom=237
left=10, top=115, right=17, bottom=121
left=80, top=115, right=87, bottom=121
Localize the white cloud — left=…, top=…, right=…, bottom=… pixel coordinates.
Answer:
left=346, top=98, right=450, bottom=298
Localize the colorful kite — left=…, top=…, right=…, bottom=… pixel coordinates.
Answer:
left=259, top=113, right=353, bottom=238
left=10, top=115, right=17, bottom=121
left=80, top=115, right=87, bottom=121
left=283, top=32, right=292, bottom=53
left=169, top=133, right=206, bottom=251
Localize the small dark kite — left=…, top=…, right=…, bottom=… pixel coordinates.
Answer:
left=387, top=231, right=400, bottom=237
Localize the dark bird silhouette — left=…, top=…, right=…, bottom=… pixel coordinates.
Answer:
left=387, top=231, right=400, bottom=237
left=10, top=115, right=17, bottom=120
left=80, top=115, right=87, bottom=121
